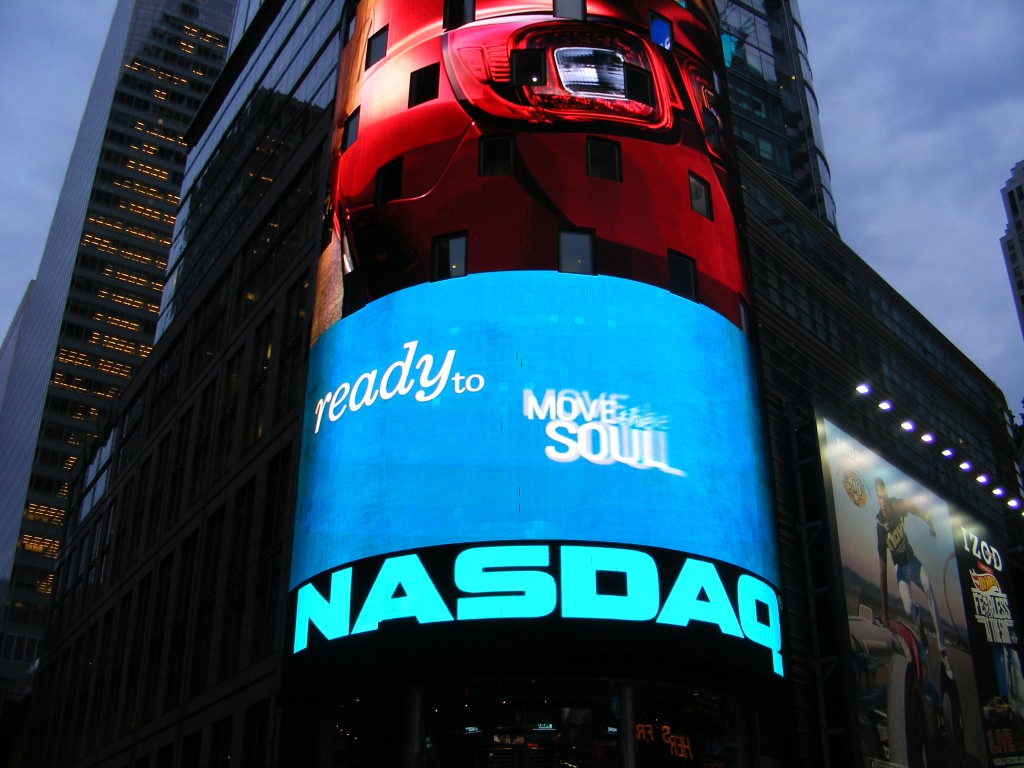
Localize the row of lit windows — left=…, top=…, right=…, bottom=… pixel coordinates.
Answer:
left=25, top=503, right=65, bottom=526
left=20, top=535, right=60, bottom=559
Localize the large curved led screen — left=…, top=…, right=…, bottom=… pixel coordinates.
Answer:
left=292, top=273, right=782, bottom=676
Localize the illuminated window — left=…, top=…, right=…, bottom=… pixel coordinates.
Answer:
left=511, top=50, right=547, bottom=86
left=558, top=230, right=594, bottom=275
left=689, top=173, right=712, bottom=219
left=375, top=158, right=403, bottom=205
left=479, top=135, right=514, bottom=176
left=433, top=234, right=468, bottom=280
left=554, top=0, right=585, bottom=20
left=409, top=63, right=441, bottom=107
left=365, top=26, right=389, bottom=69
left=668, top=251, right=698, bottom=301
left=650, top=12, right=672, bottom=49
left=587, top=138, right=621, bottom=182
left=444, top=0, right=475, bottom=29
left=342, top=108, right=359, bottom=151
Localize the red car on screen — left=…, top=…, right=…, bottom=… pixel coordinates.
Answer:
left=326, top=0, right=747, bottom=328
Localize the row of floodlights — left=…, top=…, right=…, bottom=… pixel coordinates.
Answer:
left=855, top=383, right=1021, bottom=512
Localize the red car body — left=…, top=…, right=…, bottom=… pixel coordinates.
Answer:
left=329, top=0, right=747, bottom=327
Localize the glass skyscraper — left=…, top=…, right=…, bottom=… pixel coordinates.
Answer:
left=717, top=0, right=837, bottom=228
left=0, top=0, right=235, bottom=692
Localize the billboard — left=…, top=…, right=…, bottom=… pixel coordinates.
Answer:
left=819, top=416, right=1024, bottom=767
left=326, top=0, right=749, bottom=327
left=292, top=273, right=782, bottom=678
left=290, top=0, right=783, bottom=686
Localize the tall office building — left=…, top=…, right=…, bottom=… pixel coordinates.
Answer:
left=25, top=0, right=339, bottom=763
left=0, top=0, right=235, bottom=692
left=717, top=0, right=837, bottom=228
left=1000, top=160, right=1024, bottom=345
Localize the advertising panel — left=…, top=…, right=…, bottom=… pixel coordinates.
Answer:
left=290, top=0, right=783, bottom=689
left=954, top=512, right=1024, bottom=764
left=327, top=0, right=748, bottom=326
left=819, top=416, right=1024, bottom=767
left=291, top=272, right=782, bottom=679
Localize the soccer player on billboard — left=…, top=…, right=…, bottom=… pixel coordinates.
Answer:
left=875, top=476, right=954, bottom=680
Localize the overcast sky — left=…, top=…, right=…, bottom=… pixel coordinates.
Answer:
left=1, top=1, right=1022, bottom=412
left=798, top=1, right=1024, bottom=413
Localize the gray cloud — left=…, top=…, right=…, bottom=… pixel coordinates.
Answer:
left=800, top=0, right=1024, bottom=411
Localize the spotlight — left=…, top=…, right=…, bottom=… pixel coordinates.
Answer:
left=1009, top=499, right=1021, bottom=509
left=900, top=421, right=914, bottom=431
left=993, top=488, right=1005, bottom=497
left=941, top=448, right=954, bottom=457
left=976, top=474, right=989, bottom=484
left=878, top=400, right=892, bottom=411
left=856, top=384, right=871, bottom=395
left=920, top=433, right=934, bottom=443
left=959, top=461, right=971, bottom=471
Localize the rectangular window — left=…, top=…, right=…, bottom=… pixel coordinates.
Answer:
left=689, top=173, right=712, bottom=219
left=624, top=64, right=654, bottom=106
left=409, top=63, right=441, bottom=107
left=559, top=231, right=594, bottom=275
left=668, top=251, right=698, bottom=301
left=479, top=135, right=514, bottom=176
left=375, top=159, right=403, bottom=206
left=444, top=0, right=475, bottom=28
left=554, top=0, right=585, bottom=20
left=586, top=138, right=621, bottom=181
left=650, top=12, right=671, bottom=49
left=343, top=5, right=357, bottom=45
left=365, top=26, right=389, bottom=69
left=341, top=108, right=359, bottom=152
left=433, top=234, right=468, bottom=280
left=511, top=50, right=547, bottom=86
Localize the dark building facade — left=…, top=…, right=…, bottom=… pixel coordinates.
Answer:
left=23, top=1, right=1024, bottom=767
left=0, top=0, right=235, bottom=693
left=1000, top=160, right=1024, bottom=348
left=24, top=1, right=339, bottom=764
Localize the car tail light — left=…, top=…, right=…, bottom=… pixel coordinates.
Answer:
left=554, top=48, right=627, bottom=98
left=445, top=20, right=667, bottom=127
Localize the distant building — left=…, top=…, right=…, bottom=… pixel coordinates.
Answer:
left=0, top=0, right=234, bottom=693
left=999, top=160, right=1024, bottom=346
left=717, top=0, right=837, bottom=229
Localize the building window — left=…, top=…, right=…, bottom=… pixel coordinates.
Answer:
left=511, top=50, right=547, bottom=86
left=624, top=64, right=654, bottom=106
left=479, top=135, right=514, bottom=176
left=444, top=0, right=475, bottom=29
left=409, top=63, right=441, bottom=107
left=341, top=109, right=359, bottom=152
left=586, top=138, right=621, bottom=181
left=365, top=26, right=389, bottom=69
left=375, top=159, right=403, bottom=206
left=650, top=12, right=671, bottom=49
left=668, top=251, right=697, bottom=301
left=554, top=0, right=585, bottom=20
left=559, top=231, right=594, bottom=274
left=343, top=5, right=357, bottom=45
left=433, top=234, right=468, bottom=280
left=689, top=173, right=712, bottom=219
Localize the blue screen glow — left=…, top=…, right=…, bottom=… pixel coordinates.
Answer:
left=291, top=272, right=779, bottom=591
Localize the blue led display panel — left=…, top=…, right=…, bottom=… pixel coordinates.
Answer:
left=294, top=272, right=778, bottom=585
